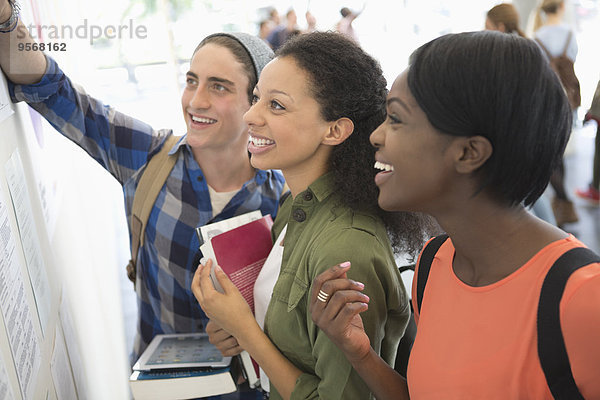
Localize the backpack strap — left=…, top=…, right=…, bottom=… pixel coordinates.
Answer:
left=394, top=262, right=417, bottom=377
left=395, top=234, right=448, bottom=376
left=537, top=247, right=600, bottom=400
left=561, top=31, right=573, bottom=58
left=534, top=37, right=553, bottom=59
left=279, top=182, right=291, bottom=206
left=126, top=134, right=181, bottom=284
left=415, top=234, right=449, bottom=313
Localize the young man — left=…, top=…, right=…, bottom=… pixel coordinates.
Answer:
left=0, top=0, right=285, bottom=361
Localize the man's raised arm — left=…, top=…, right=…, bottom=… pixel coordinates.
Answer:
left=0, top=0, right=47, bottom=84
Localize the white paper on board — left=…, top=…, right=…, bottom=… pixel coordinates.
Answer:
left=4, top=150, right=52, bottom=335
left=0, top=353, right=16, bottom=400
left=59, top=292, right=88, bottom=400
left=0, top=186, right=41, bottom=400
left=0, top=71, right=14, bottom=124
left=50, top=325, right=78, bottom=400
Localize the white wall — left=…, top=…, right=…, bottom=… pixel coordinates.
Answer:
left=0, top=92, right=131, bottom=398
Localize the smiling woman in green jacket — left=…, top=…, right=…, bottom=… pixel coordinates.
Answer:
left=192, top=31, right=429, bottom=400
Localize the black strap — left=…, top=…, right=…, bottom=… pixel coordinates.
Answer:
left=398, top=264, right=415, bottom=274
left=396, top=234, right=447, bottom=377
left=278, top=189, right=291, bottom=207
left=415, top=234, right=449, bottom=313
left=537, top=247, right=600, bottom=400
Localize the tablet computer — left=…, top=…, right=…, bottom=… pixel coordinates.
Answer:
left=134, top=333, right=232, bottom=370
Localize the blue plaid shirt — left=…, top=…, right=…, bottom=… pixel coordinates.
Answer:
left=9, top=57, right=285, bottom=361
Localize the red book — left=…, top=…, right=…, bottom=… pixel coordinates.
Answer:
left=209, top=215, right=273, bottom=314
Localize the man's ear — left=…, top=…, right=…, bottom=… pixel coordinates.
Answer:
left=321, top=117, right=354, bottom=146
left=452, top=135, right=493, bottom=174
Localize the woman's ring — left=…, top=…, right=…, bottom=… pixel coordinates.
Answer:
left=317, top=289, right=329, bottom=303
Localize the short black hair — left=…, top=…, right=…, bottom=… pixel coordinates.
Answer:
left=408, top=31, right=571, bottom=207
left=277, top=31, right=429, bottom=256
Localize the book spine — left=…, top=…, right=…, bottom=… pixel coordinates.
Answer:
left=239, top=351, right=260, bottom=389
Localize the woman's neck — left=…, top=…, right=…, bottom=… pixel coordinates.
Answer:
left=281, top=148, right=332, bottom=198
left=544, top=12, right=563, bottom=26
left=434, top=200, right=567, bottom=287
left=283, top=167, right=328, bottom=198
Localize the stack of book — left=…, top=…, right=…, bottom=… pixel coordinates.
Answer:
left=129, top=333, right=237, bottom=400
left=130, top=211, right=275, bottom=399
left=197, top=211, right=274, bottom=390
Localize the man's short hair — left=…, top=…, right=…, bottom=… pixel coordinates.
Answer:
left=195, top=33, right=274, bottom=104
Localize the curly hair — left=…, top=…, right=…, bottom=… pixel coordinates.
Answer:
left=277, top=32, right=432, bottom=257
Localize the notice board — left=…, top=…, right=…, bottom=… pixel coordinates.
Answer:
left=0, top=67, right=131, bottom=399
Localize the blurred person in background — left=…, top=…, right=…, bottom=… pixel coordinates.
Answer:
left=485, top=3, right=526, bottom=36
left=266, top=8, right=299, bottom=51
left=335, top=4, right=365, bottom=44
left=258, top=6, right=281, bottom=42
left=534, top=0, right=580, bottom=227
left=268, top=6, right=281, bottom=26
left=576, top=79, right=600, bottom=204
left=259, top=18, right=276, bottom=42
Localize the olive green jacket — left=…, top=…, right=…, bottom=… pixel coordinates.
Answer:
left=265, top=173, right=410, bottom=400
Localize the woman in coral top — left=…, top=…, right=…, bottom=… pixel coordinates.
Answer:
left=309, top=31, right=600, bottom=399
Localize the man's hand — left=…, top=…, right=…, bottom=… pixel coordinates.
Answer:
left=0, top=0, right=47, bottom=84
left=0, top=0, right=13, bottom=23
left=192, top=259, right=257, bottom=339
left=206, top=320, right=243, bottom=357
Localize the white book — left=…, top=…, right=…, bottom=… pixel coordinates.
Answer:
left=239, top=351, right=260, bottom=389
left=129, top=368, right=236, bottom=400
left=129, top=333, right=237, bottom=400
left=197, top=210, right=262, bottom=244
left=196, top=211, right=269, bottom=390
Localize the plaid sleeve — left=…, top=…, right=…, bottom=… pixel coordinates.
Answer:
left=9, top=56, right=170, bottom=184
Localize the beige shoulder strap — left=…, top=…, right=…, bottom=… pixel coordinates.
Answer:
left=282, top=181, right=290, bottom=195
left=535, top=38, right=552, bottom=59
left=127, top=134, right=180, bottom=283
left=561, top=31, right=573, bottom=58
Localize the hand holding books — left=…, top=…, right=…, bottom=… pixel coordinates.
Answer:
left=206, top=320, right=243, bottom=357
left=197, top=213, right=274, bottom=314
left=193, top=257, right=265, bottom=388
left=193, top=258, right=258, bottom=339
left=193, top=213, right=274, bottom=389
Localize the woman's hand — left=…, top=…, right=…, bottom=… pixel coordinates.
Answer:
left=192, top=259, right=257, bottom=339
left=309, top=261, right=372, bottom=364
left=206, top=320, right=243, bottom=357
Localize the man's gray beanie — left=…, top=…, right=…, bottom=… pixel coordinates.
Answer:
left=202, top=32, right=274, bottom=78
